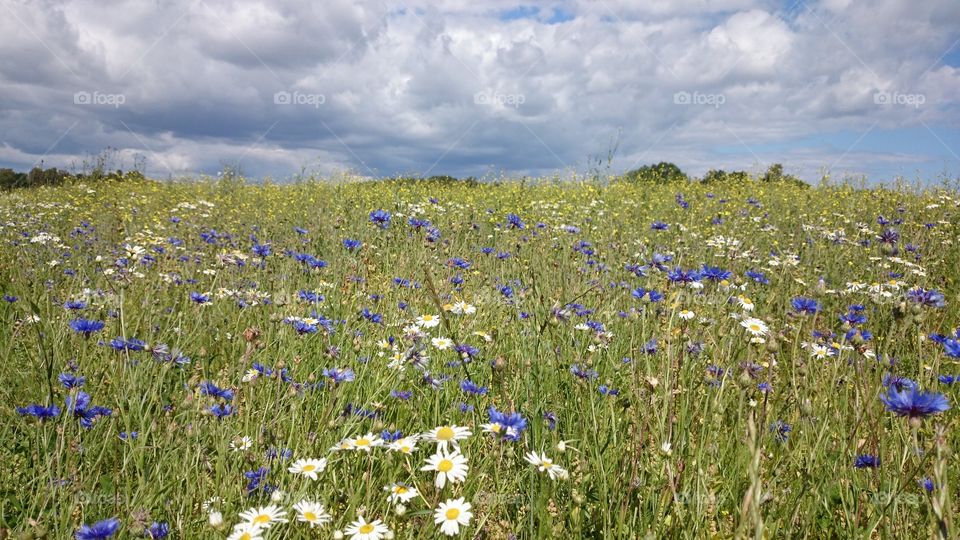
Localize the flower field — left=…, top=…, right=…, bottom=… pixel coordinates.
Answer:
left=3, top=177, right=959, bottom=538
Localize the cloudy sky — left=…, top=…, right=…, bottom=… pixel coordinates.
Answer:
left=1, top=0, right=958, bottom=183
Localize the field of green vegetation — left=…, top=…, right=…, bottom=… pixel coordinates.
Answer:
left=2, top=175, right=959, bottom=539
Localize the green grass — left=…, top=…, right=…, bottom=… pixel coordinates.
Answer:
left=1, top=177, right=958, bottom=539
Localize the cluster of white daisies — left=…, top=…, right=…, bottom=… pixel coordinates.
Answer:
left=217, top=423, right=568, bottom=539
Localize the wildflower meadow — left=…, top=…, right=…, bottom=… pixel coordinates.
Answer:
left=3, top=176, right=959, bottom=539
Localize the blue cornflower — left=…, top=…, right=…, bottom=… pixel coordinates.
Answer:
left=323, top=367, right=356, bottom=384
left=700, top=265, right=732, bottom=281
left=506, top=213, right=525, bottom=229
left=252, top=242, right=271, bottom=257
left=70, top=318, right=105, bottom=337
left=745, top=270, right=770, bottom=284
left=666, top=267, right=702, bottom=284
left=369, top=209, right=391, bottom=228
left=907, top=288, right=945, bottom=308
left=64, top=300, right=87, bottom=310
left=209, top=403, right=233, bottom=419
left=3, top=295, right=17, bottom=303
left=460, top=379, right=488, bottom=395
left=880, top=387, right=950, bottom=419
left=66, top=391, right=112, bottom=428
left=938, top=374, right=957, bottom=385
left=199, top=381, right=234, bottom=401
left=145, top=522, right=169, bottom=538
left=543, top=411, right=558, bottom=430
left=390, top=390, right=412, bottom=400
left=454, top=344, right=480, bottom=358
left=75, top=518, right=120, bottom=540
left=484, top=406, right=528, bottom=441
left=651, top=221, right=669, bottom=230
left=943, top=339, right=960, bottom=358
left=408, top=216, right=430, bottom=229
left=920, top=478, right=935, bottom=493
left=791, top=297, right=821, bottom=315
left=343, top=238, right=362, bottom=251
left=769, top=420, right=791, bottom=443
left=882, top=373, right=918, bottom=392
left=189, top=292, right=211, bottom=305
left=292, top=320, right=318, bottom=335
left=380, top=430, right=403, bottom=442
left=854, top=454, right=880, bottom=469
left=243, top=467, right=269, bottom=493
left=598, top=385, right=620, bottom=396
left=758, top=382, right=772, bottom=393
left=570, top=363, right=599, bottom=380
left=58, top=373, right=85, bottom=389
left=16, top=403, right=61, bottom=420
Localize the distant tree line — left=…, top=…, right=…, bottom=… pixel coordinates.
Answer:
left=0, top=166, right=145, bottom=190
left=620, top=161, right=808, bottom=187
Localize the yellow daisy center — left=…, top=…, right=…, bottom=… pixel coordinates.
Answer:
left=359, top=524, right=374, bottom=534
left=239, top=534, right=252, bottom=540
left=253, top=514, right=270, bottom=524
left=438, top=459, right=454, bottom=472
left=302, top=464, right=315, bottom=472
left=395, top=486, right=408, bottom=494
left=436, top=426, right=454, bottom=440
left=355, top=438, right=370, bottom=447
left=304, top=512, right=317, bottom=521
left=750, top=324, right=761, bottom=332
left=445, top=508, right=461, bottom=520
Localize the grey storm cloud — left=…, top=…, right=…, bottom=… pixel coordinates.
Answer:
left=0, top=0, right=958, bottom=181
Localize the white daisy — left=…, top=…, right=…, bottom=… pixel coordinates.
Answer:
left=434, top=497, right=473, bottom=536
left=238, top=505, right=288, bottom=528
left=740, top=317, right=768, bottom=336
left=420, top=448, right=469, bottom=489
left=293, top=500, right=331, bottom=528
left=349, top=433, right=384, bottom=452
left=227, top=523, right=264, bottom=540
left=288, top=457, right=327, bottom=480
left=384, top=483, right=419, bottom=503
left=230, top=435, right=253, bottom=452
left=423, top=424, right=472, bottom=451
left=524, top=451, right=569, bottom=480
left=416, top=314, right=441, bottom=328
left=448, top=301, right=476, bottom=315
left=431, top=337, right=453, bottom=350
left=387, top=436, right=420, bottom=454
left=678, top=309, right=695, bottom=320
left=344, top=516, right=390, bottom=540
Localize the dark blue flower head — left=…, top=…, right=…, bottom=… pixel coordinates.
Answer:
left=506, top=213, right=525, bottom=229
left=460, top=379, right=488, bottom=396
left=199, top=381, right=234, bottom=401
left=59, top=372, right=86, bottom=389
left=323, top=367, right=355, bottom=384
left=16, top=403, right=61, bottom=420
left=343, top=238, right=362, bottom=251
left=75, top=518, right=120, bottom=540
left=791, top=297, right=821, bottom=315
left=209, top=403, right=233, bottom=419
left=145, top=522, right=169, bottom=538
left=485, top=406, right=528, bottom=441
left=70, top=318, right=105, bottom=337
left=769, top=420, right=791, bottom=443
left=854, top=454, right=880, bottom=469
left=369, top=209, right=392, bottom=228
left=880, top=387, right=950, bottom=419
